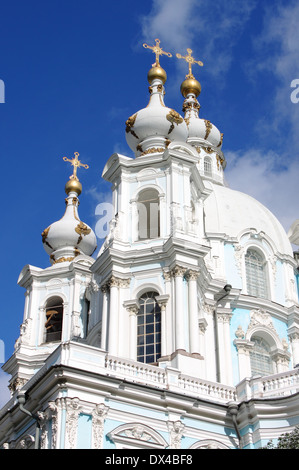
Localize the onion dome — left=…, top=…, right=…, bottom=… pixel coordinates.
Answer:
left=183, top=92, right=224, bottom=150
left=176, top=48, right=224, bottom=151
left=41, top=153, right=97, bottom=265
left=125, top=39, right=188, bottom=157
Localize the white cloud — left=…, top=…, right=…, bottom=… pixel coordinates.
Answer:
left=225, top=148, right=299, bottom=234
left=139, top=1, right=299, bottom=246
left=251, top=1, right=299, bottom=148
left=140, top=0, right=257, bottom=77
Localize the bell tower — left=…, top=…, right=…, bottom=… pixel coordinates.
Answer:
left=90, top=42, right=212, bottom=377
left=3, top=153, right=97, bottom=394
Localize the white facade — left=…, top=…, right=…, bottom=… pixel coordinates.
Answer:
left=1, top=59, right=299, bottom=450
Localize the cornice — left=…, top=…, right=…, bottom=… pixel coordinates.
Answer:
left=102, top=147, right=205, bottom=184
left=232, top=294, right=294, bottom=322
left=92, top=236, right=210, bottom=278
left=17, top=257, right=94, bottom=288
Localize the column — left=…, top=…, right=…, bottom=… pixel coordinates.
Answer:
left=71, top=275, right=82, bottom=339
left=100, top=284, right=108, bottom=350
left=233, top=339, right=253, bottom=381
left=185, top=269, right=200, bottom=354
left=108, top=276, right=120, bottom=356
left=156, top=294, right=170, bottom=357
left=216, top=313, right=225, bottom=382
left=222, top=312, right=233, bottom=384
left=163, top=270, right=173, bottom=355
left=288, top=329, right=299, bottom=367
left=198, top=318, right=207, bottom=359
left=216, top=311, right=233, bottom=384
left=123, top=299, right=140, bottom=361
left=118, top=278, right=131, bottom=358
left=172, top=265, right=186, bottom=351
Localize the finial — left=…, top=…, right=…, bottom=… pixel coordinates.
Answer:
left=63, top=152, right=89, bottom=196
left=176, top=48, right=203, bottom=79
left=143, top=38, right=172, bottom=67
left=176, top=48, right=203, bottom=98
left=63, top=152, right=89, bottom=181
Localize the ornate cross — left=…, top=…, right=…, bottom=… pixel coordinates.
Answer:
left=176, top=48, right=203, bottom=78
left=63, top=152, right=89, bottom=180
left=143, top=38, right=172, bottom=67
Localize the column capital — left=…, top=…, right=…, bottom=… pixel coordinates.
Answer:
left=123, top=299, right=140, bottom=315
left=163, top=269, right=172, bottom=281
left=155, top=294, right=170, bottom=309
left=171, top=265, right=187, bottom=278
left=108, top=275, right=131, bottom=288
left=185, top=268, right=200, bottom=281
left=233, top=339, right=254, bottom=355
left=101, top=283, right=109, bottom=293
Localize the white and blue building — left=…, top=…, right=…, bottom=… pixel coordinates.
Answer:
left=1, top=55, right=299, bottom=450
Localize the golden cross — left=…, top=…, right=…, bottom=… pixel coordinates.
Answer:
left=176, top=48, right=203, bottom=78
left=143, top=38, right=172, bottom=67
left=63, top=152, right=89, bottom=180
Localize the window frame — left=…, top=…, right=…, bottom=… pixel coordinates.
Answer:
left=137, top=291, right=161, bottom=365
left=137, top=188, right=160, bottom=241
left=245, top=248, right=269, bottom=299
left=44, top=296, right=64, bottom=343
left=249, top=335, right=274, bottom=377
left=203, top=156, right=212, bottom=177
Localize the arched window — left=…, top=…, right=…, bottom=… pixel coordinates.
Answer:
left=137, top=189, right=160, bottom=240
left=245, top=249, right=268, bottom=299
left=137, top=292, right=161, bottom=364
left=250, top=336, right=273, bottom=376
left=204, top=157, right=212, bottom=176
left=45, top=296, right=63, bottom=342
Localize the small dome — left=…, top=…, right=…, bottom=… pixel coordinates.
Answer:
left=147, top=64, right=167, bottom=84
left=65, top=178, right=82, bottom=196
left=180, top=77, right=201, bottom=98
left=42, top=185, right=97, bottom=265
left=125, top=66, right=188, bottom=157
left=183, top=93, right=223, bottom=149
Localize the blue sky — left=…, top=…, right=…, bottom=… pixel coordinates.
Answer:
left=1, top=0, right=299, bottom=405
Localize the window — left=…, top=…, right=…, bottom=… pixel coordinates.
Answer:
left=45, top=296, right=63, bottom=342
left=245, top=249, right=268, bottom=298
left=137, top=292, right=161, bottom=364
left=250, top=336, right=273, bottom=376
left=204, top=157, right=212, bottom=176
left=137, top=189, right=160, bottom=240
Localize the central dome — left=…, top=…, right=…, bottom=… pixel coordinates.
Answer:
left=125, top=65, right=188, bottom=157
left=204, top=182, right=293, bottom=256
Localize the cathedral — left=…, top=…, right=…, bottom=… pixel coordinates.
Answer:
left=1, top=40, right=299, bottom=450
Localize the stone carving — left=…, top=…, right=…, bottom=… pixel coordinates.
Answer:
left=235, top=325, right=245, bottom=340
left=125, top=425, right=152, bottom=441
left=168, top=420, right=185, bottom=449
left=248, top=308, right=275, bottom=331
left=65, top=398, right=81, bottom=449
left=14, top=318, right=32, bottom=349
left=92, top=404, right=109, bottom=449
